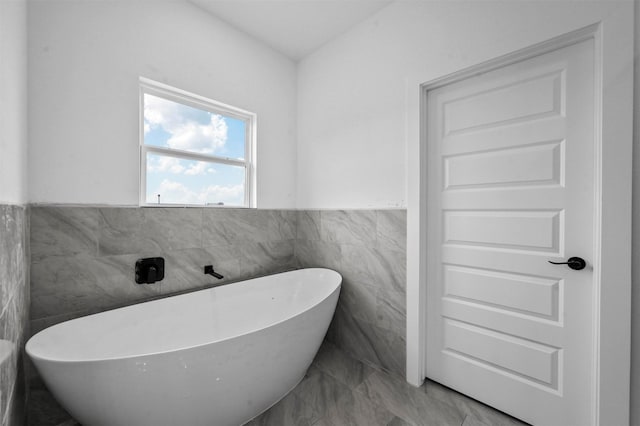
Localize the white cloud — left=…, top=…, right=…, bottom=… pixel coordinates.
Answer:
left=201, top=183, right=244, bottom=205
left=147, top=156, right=185, bottom=174
left=166, top=115, right=227, bottom=154
left=144, top=94, right=228, bottom=154
left=184, top=161, right=214, bottom=176
left=154, top=179, right=244, bottom=206
left=148, top=157, right=215, bottom=176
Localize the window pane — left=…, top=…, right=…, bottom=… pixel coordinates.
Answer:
left=146, top=153, right=245, bottom=206
left=143, top=93, right=246, bottom=160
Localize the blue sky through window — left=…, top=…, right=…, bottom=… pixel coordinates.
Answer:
left=145, top=153, right=245, bottom=205
left=143, top=93, right=247, bottom=206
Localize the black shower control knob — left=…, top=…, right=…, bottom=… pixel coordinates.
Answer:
left=135, top=257, right=165, bottom=284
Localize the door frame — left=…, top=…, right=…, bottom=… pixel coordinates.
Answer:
left=406, top=12, right=634, bottom=426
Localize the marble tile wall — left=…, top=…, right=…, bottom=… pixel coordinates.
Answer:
left=28, top=207, right=409, bottom=424
left=29, top=206, right=406, bottom=385
left=30, top=206, right=298, bottom=334
left=295, top=210, right=407, bottom=378
left=0, top=205, right=29, bottom=426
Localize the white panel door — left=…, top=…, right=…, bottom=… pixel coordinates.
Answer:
left=426, top=39, right=595, bottom=426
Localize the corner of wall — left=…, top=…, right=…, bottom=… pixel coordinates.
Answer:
left=0, top=205, right=30, bottom=426
left=0, top=0, right=30, bottom=424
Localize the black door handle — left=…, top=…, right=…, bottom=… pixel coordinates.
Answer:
left=548, top=257, right=586, bottom=270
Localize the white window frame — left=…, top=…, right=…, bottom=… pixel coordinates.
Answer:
left=139, top=77, right=257, bottom=208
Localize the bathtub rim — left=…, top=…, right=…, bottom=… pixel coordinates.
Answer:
left=26, top=267, right=342, bottom=364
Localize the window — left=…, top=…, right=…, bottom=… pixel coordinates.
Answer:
left=140, top=78, right=256, bottom=207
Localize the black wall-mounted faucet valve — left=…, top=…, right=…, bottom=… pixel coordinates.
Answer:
left=135, top=257, right=165, bottom=284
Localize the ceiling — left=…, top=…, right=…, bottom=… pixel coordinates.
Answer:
left=189, top=0, right=394, bottom=61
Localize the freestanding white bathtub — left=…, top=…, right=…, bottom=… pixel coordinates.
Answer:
left=26, top=268, right=341, bottom=426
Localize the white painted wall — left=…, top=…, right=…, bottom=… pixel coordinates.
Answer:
left=0, top=0, right=28, bottom=204
left=28, top=0, right=297, bottom=208
left=296, top=0, right=634, bottom=210
left=297, top=0, right=638, bottom=423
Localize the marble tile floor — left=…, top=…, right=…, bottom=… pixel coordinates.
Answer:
left=28, top=341, right=527, bottom=426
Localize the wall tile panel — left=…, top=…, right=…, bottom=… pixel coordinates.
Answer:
left=376, top=210, right=407, bottom=254
left=295, top=239, right=342, bottom=271
left=30, top=206, right=302, bottom=330
left=296, top=209, right=407, bottom=378
left=30, top=207, right=98, bottom=261
left=321, top=210, right=377, bottom=244
left=0, top=205, right=29, bottom=426
left=327, top=304, right=405, bottom=378
left=31, top=253, right=161, bottom=319
left=375, top=287, right=405, bottom=337
left=233, top=240, right=297, bottom=279
left=338, top=279, right=378, bottom=326
left=267, top=210, right=297, bottom=241
left=297, top=211, right=321, bottom=241
left=98, top=207, right=203, bottom=256
left=203, top=208, right=271, bottom=244
left=341, top=243, right=406, bottom=295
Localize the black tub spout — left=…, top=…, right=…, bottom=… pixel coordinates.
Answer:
left=204, top=265, right=224, bottom=280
